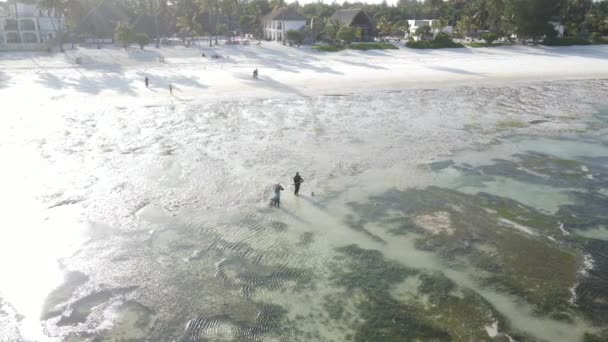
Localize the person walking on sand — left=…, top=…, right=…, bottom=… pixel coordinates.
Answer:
left=271, top=183, right=284, bottom=208
left=144, top=76, right=149, bottom=88
left=293, top=172, right=303, bottom=196
left=169, top=83, right=173, bottom=95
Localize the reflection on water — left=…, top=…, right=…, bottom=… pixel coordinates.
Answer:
left=1, top=80, right=608, bottom=341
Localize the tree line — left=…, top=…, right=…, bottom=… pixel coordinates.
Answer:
left=5, top=0, right=608, bottom=47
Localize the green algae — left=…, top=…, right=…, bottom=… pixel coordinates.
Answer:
left=476, top=152, right=608, bottom=189
left=345, top=186, right=582, bottom=317
left=354, top=295, right=452, bottom=342
left=331, top=244, right=416, bottom=292
left=493, top=231, right=578, bottom=313
left=496, top=120, right=529, bottom=129
left=328, top=244, right=519, bottom=341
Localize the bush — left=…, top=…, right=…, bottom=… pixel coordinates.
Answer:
left=337, top=26, right=356, bottom=44
left=415, top=25, right=432, bottom=40
left=542, top=37, right=591, bottom=46
left=406, top=40, right=464, bottom=49
left=313, top=43, right=398, bottom=52
left=286, top=29, right=304, bottom=46
left=313, top=44, right=345, bottom=52
left=134, top=33, right=150, bottom=49
left=407, top=32, right=463, bottom=49
left=114, top=23, right=134, bottom=48
left=349, top=42, right=398, bottom=50
left=481, top=32, right=499, bottom=45
left=434, top=32, right=452, bottom=44
left=590, top=32, right=607, bottom=44
left=467, top=42, right=507, bottom=48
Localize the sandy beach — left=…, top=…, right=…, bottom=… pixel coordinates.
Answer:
left=1, top=42, right=608, bottom=107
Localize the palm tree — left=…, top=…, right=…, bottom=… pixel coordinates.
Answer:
left=473, top=0, right=490, bottom=31
left=37, top=0, right=66, bottom=51
left=487, top=0, right=505, bottom=32
left=197, top=0, right=218, bottom=46
left=220, top=0, right=239, bottom=43
left=270, top=0, right=285, bottom=10
left=455, top=15, right=477, bottom=38
left=431, top=17, right=448, bottom=34
left=10, top=0, right=22, bottom=45
left=176, top=14, right=203, bottom=43
left=428, top=0, right=443, bottom=19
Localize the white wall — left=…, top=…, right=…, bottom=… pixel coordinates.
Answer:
left=264, top=20, right=306, bottom=41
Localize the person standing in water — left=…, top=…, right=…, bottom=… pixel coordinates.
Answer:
left=293, top=172, right=303, bottom=196
left=272, top=183, right=284, bottom=207
left=169, top=83, right=173, bottom=95
left=253, top=68, right=258, bottom=79
left=144, top=76, right=149, bottom=88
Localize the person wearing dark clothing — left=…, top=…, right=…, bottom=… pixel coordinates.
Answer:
left=169, top=83, right=173, bottom=95
left=293, top=172, right=303, bottom=196
left=253, top=68, right=258, bottom=79
left=144, top=76, right=149, bottom=87
left=272, top=183, right=284, bottom=207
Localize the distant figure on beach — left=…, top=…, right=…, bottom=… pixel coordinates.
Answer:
left=253, top=68, right=258, bottom=79
left=169, top=83, right=173, bottom=95
left=144, top=76, right=149, bottom=88
left=293, top=172, right=303, bottom=196
left=202, top=52, right=206, bottom=57
left=271, top=183, right=284, bottom=207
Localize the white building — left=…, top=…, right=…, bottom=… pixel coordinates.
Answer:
left=0, top=0, right=64, bottom=51
left=406, top=19, right=453, bottom=40
left=261, top=7, right=306, bottom=42
left=550, top=21, right=565, bottom=38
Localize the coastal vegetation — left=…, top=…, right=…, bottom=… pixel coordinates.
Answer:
left=15, top=0, right=608, bottom=50
left=406, top=32, right=464, bottom=49
left=314, top=42, right=398, bottom=52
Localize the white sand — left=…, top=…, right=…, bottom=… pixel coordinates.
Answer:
left=1, top=42, right=607, bottom=108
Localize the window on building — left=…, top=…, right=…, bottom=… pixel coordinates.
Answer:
left=22, top=32, right=38, bottom=43
left=6, top=32, right=21, bottom=43
left=20, top=19, right=36, bottom=31
left=5, top=19, right=18, bottom=31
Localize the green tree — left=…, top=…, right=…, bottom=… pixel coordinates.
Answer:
left=286, top=29, right=304, bottom=45
left=512, top=0, right=561, bottom=42
left=324, top=18, right=343, bottom=42
left=473, top=0, right=490, bottom=30
left=337, top=26, right=355, bottom=44
left=114, top=22, right=134, bottom=48
left=134, top=32, right=150, bottom=49
left=415, top=25, right=432, bottom=40
left=487, top=0, right=506, bottom=32
left=37, top=0, right=67, bottom=51
left=434, top=31, right=452, bottom=43
left=176, top=14, right=203, bottom=43
left=197, top=0, right=220, bottom=46
left=396, top=20, right=410, bottom=36
left=455, top=15, right=477, bottom=38
left=481, top=32, right=498, bottom=44
left=565, top=21, right=579, bottom=36
left=355, top=27, right=363, bottom=41
left=431, top=18, right=448, bottom=36
left=376, top=17, right=393, bottom=36
left=590, top=31, right=603, bottom=43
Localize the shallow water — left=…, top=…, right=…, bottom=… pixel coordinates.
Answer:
left=1, top=79, right=608, bottom=341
